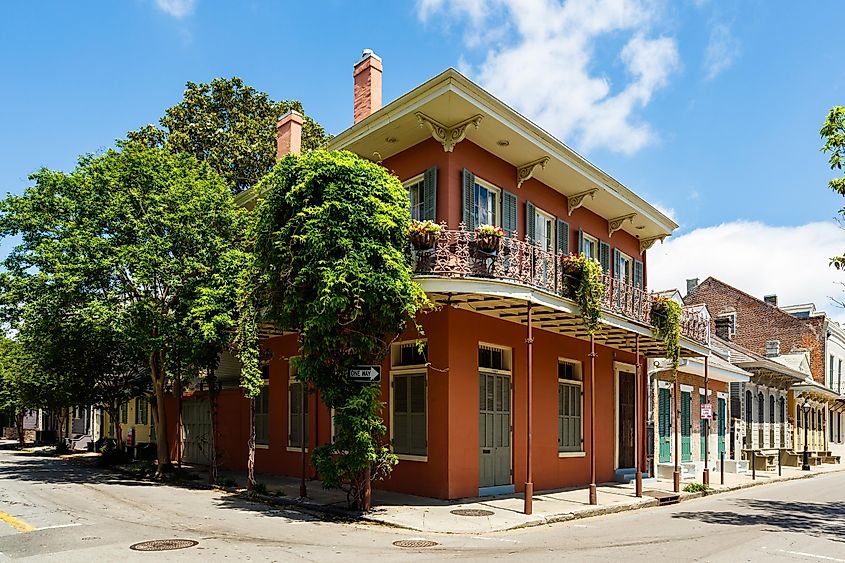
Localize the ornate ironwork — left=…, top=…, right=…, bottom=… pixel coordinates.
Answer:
left=412, top=228, right=710, bottom=344
left=639, top=234, right=667, bottom=254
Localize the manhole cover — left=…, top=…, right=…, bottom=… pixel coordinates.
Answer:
left=393, top=539, right=438, bottom=548
left=450, top=508, right=495, bottom=517
left=130, top=539, right=199, bottom=552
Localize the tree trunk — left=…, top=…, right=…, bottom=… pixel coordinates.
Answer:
left=150, top=350, right=173, bottom=476
left=57, top=409, right=68, bottom=445
left=208, top=371, right=219, bottom=484
left=15, top=410, right=24, bottom=447
left=107, top=403, right=124, bottom=451
left=247, top=397, right=256, bottom=491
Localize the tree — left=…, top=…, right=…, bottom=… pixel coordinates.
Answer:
left=238, top=150, right=429, bottom=509
left=128, top=77, right=330, bottom=194
left=0, top=142, right=246, bottom=474
left=0, top=337, right=30, bottom=446
left=822, top=107, right=845, bottom=271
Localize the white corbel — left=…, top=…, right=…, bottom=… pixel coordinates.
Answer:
left=640, top=235, right=668, bottom=254
left=567, top=188, right=598, bottom=216
left=415, top=112, right=483, bottom=152
left=608, top=214, right=636, bottom=238
left=516, top=156, right=550, bottom=188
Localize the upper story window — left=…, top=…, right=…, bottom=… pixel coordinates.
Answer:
left=475, top=179, right=500, bottom=226
left=581, top=233, right=598, bottom=260
left=716, top=313, right=736, bottom=339
left=534, top=207, right=554, bottom=251
left=392, top=341, right=428, bottom=367
left=405, top=175, right=425, bottom=221
left=616, top=250, right=633, bottom=285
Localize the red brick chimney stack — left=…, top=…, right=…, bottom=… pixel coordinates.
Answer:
left=353, top=49, right=382, bottom=124
left=276, top=110, right=303, bottom=160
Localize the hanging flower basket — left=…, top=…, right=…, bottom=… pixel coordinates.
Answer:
left=408, top=220, right=441, bottom=250
left=650, top=296, right=682, bottom=370
left=560, top=255, right=584, bottom=299
left=475, top=224, right=504, bottom=253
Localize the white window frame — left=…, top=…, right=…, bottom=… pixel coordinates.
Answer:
left=558, top=358, right=585, bottom=457
left=617, top=250, right=633, bottom=285
left=255, top=379, right=270, bottom=449
left=474, top=177, right=501, bottom=227
left=582, top=233, right=598, bottom=261
left=403, top=174, right=425, bottom=222
left=717, top=312, right=736, bottom=338
left=287, top=360, right=308, bottom=453
left=478, top=342, right=512, bottom=374
left=534, top=207, right=555, bottom=252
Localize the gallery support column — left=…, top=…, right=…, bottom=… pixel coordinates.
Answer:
left=524, top=303, right=534, bottom=515
left=673, top=372, right=680, bottom=493
left=635, top=335, right=643, bottom=497
left=703, top=356, right=710, bottom=487
left=589, top=335, right=597, bottom=505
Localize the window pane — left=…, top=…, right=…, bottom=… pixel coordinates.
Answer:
left=410, top=375, right=425, bottom=414
left=395, top=376, right=408, bottom=413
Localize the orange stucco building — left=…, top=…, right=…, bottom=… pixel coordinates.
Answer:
left=170, top=51, right=711, bottom=503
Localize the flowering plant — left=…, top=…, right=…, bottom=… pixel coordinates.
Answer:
left=408, top=220, right=442, bottom=236
left=475, top=224, right=504, bottom=237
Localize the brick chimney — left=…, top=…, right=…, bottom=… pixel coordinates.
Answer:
left=353, top=49, right=382, bottom=124
left=276, top=110, right=303, bottom=160
left=686, top=278, right=699, bottom=296
left=764, top=294, right=778, bottom=307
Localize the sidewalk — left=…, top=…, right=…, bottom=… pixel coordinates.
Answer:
left=189, top=462, right=845, bottom=534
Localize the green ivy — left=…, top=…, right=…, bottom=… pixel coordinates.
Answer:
left=562, top=254, right=604, bottom=335
left=650, top=296, right=682, bottom=369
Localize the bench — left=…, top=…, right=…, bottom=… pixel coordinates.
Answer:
left=781, top=450, right=801, bottom=467
left=743, top=449, right=777, bottom=471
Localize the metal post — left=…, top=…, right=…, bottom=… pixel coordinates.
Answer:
left=635, top=335, right=643, bottom=497
left=803, top=401, right=811, bottom=471
left=300, top=383, right=307, bottom=498
left=673, top=373, right=680, bottom=493
left=589, top=335, right=597, bottom=505
left=703, top=356, right=710, bottom=487
left=524, top=303, right=534, bottom=515
left=720, top=451, right=725, bottom=485
left=778, top=448, right=782, bottom=477
left=752, top=451, right=756, bottom=480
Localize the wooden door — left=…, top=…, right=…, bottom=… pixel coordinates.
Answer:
left=659, top=388, right=671, bottom=463
left=479, top=372, right=511, bottom=489
left=618, top=372, right=635, bottom=468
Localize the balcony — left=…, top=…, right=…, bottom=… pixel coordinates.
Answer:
left=411, top=227, right=709, bottom=345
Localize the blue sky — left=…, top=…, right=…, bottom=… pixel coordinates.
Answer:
left=2, top=0, right=845, bottom=316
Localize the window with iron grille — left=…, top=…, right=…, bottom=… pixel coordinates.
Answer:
left=558, top=360, right=583, bottom=453
left=393, top=341, right=428, bottom=368
left=479, top=345, right=510, bottom=371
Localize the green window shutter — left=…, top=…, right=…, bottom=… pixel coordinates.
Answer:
left=599, top=241, right=610, bottom=275
left=634, top=259, right=644, bottom=289
left=577, top=229, right=584, bottom=254
left=409, top=375, right=427, bottom=456
left=461, top=169, right=476, bottom=230
left=423, top=166, right=437, bottom=222
left=556, top=219, right=569, bottom=255
left=393, top=375, right=409, bottom=455
left=612, top=248, right=621, bottom=280
left=525, top=201, right=536, bottom=244
left=502, top=190, right=518, bottom=236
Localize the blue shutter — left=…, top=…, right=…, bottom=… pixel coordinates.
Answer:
left=461, top=169, right=476, bottom=230
left=577, top=229, right=584, bottom=255
left=634, top=259, right=644, bottom=289
left=525, top=201, right=536, bottom=244
left=423, top=167, right=437, bottom=222
left=613, top=248, right=621, bottom=280
left=556, top=219, right=569, bottom=255
left=599, top=241, right=610, bottom=275
left=502, top=190, right=518, bottom=236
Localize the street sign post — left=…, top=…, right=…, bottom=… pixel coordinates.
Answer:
left=348, top=365, right=381, bottom=384
left=700, top=403, right=712, bottom=420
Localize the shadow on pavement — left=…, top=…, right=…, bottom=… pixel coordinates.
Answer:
left=672, top=498, right=845, bottom=543
left=0, top=453, right=156, bottom=487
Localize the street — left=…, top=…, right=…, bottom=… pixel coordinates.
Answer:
left=0, top=449, right=843, bottom=561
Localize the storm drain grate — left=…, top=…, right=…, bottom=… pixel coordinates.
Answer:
left=130, top=539, right=199, bottom=552
left=450, top=509, right=495, bottom=517
left=393, top=539, right=439, bottom=548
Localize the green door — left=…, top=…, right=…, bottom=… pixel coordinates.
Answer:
left=718, top=397, right=726, bottom=456
left=659, top=387, right=671, bottom=463
left=681, top=391, right=692, bottom=462
left=700, top=393, right=707, bottom=461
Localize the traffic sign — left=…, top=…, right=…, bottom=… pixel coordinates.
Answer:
left=701, top=403, right=712, bottom=420
left=349, top=365, right=381, bottom=383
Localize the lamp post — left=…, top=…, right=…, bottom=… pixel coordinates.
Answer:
left=802, top=399, right=811, bottom=471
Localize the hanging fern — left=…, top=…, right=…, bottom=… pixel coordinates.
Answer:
left=650, top=296, right=682, bottom=369
left=562, top=254, right=604, bottom=335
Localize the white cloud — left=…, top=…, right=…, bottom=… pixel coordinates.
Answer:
left=652, top=201, right=677, bottom=222
left=154, top=0, right=196, bottom=18
left=649, top=221, right=845, bottom=323
left=703, top=22, right=739, bottom=80
left=417, top=0, right=679, bottom=154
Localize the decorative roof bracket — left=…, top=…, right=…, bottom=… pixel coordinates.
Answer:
left=608, top=213, right=637, bottom=238
left=415, top=111, right=483, bottom=152
left=639, top=234, right=667, bottom=254
left=516, top=156, right=550, bottom=188
left=567, top=188, right=598, bottom=216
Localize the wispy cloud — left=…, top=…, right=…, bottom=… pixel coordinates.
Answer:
left=153, top=0, right=197, bottom=18
left=418, top=0, right=679, bottom=155
left=703, top=22, right=740, bottom=80
left=649, top=221, right=845, bottom=323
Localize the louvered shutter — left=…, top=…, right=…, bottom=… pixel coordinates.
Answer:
left=289, top=383, right=301, bottom=448
left=525, top=201, right=536, bottom=244
left=462, top=169, right=476, bottom=230
left=599, top=241, right=610, bottom=275
left=409, top=375, right=427, bottom=456
left=577, top=229, right=584, bottom=255
left=423, top=167, right=437, bottom=222
left=556, top=219, right=569, bottom=255
left=634, top=260, right=644, bottom=289
left=613, top=248, right=621, bottom=280
left=393, top=375, right=409, bottom=455
left=502, top=190, right=518, bottom=236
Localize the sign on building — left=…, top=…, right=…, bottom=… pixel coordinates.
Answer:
left=348, top=365, right=381, bottom=384
left=701, top=403, right=713, bottom=420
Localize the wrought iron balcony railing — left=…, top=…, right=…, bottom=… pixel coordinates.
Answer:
left=411, top=226, right=710, bottom=345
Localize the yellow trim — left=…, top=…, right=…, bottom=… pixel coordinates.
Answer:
left=0, top=510, right=35, bottom=533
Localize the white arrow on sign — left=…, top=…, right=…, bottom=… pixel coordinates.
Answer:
left=349, top=366, right=380, bottom=382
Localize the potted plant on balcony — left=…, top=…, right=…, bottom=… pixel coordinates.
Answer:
left=408, top=220, right=441, bottom=250
left=560, top=253, right=603, bottom=335
left=650, top=295, right=682, bottom=369
left=475, top=224, right=504, bottom=253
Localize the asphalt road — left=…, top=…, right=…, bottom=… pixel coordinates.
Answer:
left=0, top=448, right=844, bottom=561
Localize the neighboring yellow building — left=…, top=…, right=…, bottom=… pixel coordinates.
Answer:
left=103, top=396, right=155, bottom=446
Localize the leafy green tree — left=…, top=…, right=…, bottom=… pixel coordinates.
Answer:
left=0, top=142, right=246, bottom=474
left=0, top=337, right=29, bottom=446
left=822, top=106, right=845, bottom=270
left=128, top=77, right=330, bottom=194
left=237, top=150, right=428, bottom=509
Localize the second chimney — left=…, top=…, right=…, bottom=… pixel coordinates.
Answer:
left=764, top=294, right=778, bottom=307
left=686, top=278, right=699, bottom=295
left=276, top=110, right=303, bottom=160
left=353, top=49, right=382, bottom=124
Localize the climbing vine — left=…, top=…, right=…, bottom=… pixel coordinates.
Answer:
left=650, top=296, right=682, bottom=369
left=561, top=254, right=604, bottom=335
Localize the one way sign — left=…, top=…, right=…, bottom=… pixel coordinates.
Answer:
left=348, top=365, right=381, bottom=384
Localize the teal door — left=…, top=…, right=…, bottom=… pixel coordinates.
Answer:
left=681, top=391, right=692, bottom=462
left=718, top=397, right=726, bottom=456
left=659, top=388, right=671, bottom=462
left=700, top=393, right=707, bottom=461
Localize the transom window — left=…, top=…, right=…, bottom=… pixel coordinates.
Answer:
left=405, top=176, right=425, bottom=222
left=392, top=341, right=428, bottom=368
left=479, top=344, right=511, bottom=371
left=558, top=360, right=583, bottom=453
left=475, top=181, right=499, bottom=226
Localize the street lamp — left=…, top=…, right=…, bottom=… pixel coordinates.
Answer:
left=802, top=399, right=811, bottom=471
